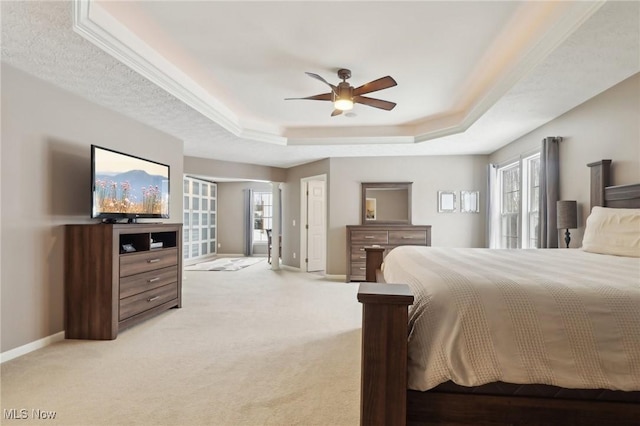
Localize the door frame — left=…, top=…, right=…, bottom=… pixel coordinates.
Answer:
left=300, top=174, right=327, bottom=272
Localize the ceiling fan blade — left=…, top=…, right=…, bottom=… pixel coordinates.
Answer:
left=331, top=109, right=343, bottom=117
left=305, top=72, right=337, bottom=93
left=353, top=76, right=397, bottom=96
left=354, top=95, right=397, bottom=111
left=285, top=92, right=333, bottom=101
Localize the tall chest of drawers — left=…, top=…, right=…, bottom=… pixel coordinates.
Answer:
left=346, top=225, right=431, bottom=282
left=65, top=223, right=182, bottom=340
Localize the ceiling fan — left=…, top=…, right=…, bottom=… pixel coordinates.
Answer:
left=286, top=69, right=397, bottom=117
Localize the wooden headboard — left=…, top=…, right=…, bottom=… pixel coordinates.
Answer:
left=604, top=184, right=640, bottom=208
left=589, top=160, right=640, bottom=209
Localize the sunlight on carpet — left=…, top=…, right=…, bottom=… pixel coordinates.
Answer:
left=185, top=257, right=264, bottom=271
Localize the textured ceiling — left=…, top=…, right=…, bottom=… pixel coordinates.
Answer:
left=2, top=1, right=639, bottom=168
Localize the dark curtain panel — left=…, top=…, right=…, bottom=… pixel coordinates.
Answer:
left=243, top=189, right=253, bottom=256
left=538, top=137, right=561, bottom=248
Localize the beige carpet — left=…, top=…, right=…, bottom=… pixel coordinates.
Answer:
left=1, top=263, right=362, bottom=425
left=185, top=257, right=265, bottom=271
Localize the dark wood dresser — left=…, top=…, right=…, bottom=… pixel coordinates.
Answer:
left=346, top=225, right=431, bottom=282
left=65, top=223, right=182, bottom=339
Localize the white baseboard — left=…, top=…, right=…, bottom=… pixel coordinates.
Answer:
left=1, top=331, right=65, bottom=364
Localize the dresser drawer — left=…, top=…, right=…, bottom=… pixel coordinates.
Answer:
left=120, top=266, right=178, bottom=299
left=351, top=246, right=369, bottom=262
left=119, top=283, right=178, bottom=321
left=120, top=248, right=178, bottom=277
left=389, top=230, right=427, bottom=245
left=351, top=230, right=388, bottom=244
left=347, top=225, right=430, bottom=282
left=352, top=245, right=387, bottom=261
left=351, top=262, right=367, bottom=281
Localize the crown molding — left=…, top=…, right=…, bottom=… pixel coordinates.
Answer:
left=72, top=0, right=604, bottom=148
left=412, top=0, right=606, bottom=145
left=73, top=0, right=286, bottom=146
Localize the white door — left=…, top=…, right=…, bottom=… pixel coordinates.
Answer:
left=306, top=180, right=326, bottom=272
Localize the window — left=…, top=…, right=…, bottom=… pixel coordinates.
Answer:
left=499, top=163, right=520, bottom=248
left=253, top=192, right=272, bottom=243
left=495, top=153, right=540, bottom=249
left=523, top=154, right=540, bottom=248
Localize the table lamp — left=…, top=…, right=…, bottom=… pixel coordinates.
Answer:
left=557, top=200, right=578, bottom=248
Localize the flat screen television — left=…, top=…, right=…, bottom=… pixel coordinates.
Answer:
left=91, top=145, right=170, bottom=221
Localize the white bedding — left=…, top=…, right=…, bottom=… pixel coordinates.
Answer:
left=382, top=246, right=640, bottom=392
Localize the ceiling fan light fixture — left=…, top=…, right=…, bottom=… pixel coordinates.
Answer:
left=286, top=69, right=396, bottom=116
left=334, top=98, right=354, bottom=111
left=335, top=80, right=354, bottom=111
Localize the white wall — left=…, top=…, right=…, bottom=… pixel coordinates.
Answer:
left=1, top=65, right=184, bottom=353
left=490, top=72, right=640, bottom=247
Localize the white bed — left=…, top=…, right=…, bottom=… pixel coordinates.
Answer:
left=382, top=244, right=640, bottom=392
left=358, top=168, right=640, bottom=425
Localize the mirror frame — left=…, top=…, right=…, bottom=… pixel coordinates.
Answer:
left=361, top=182, right=413, bottom=225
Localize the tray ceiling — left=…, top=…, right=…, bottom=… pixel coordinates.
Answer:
left=2, top=1, right=639, bottom=167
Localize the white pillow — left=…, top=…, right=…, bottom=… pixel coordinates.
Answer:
left=582, top=206, right=640, bottom=257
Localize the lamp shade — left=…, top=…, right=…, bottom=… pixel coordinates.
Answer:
left=557, top=200, right=577, bottom=229
left=334, top=98, right=354, bottom=111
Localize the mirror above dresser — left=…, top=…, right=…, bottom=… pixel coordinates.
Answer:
left=348, top=182, right=429, bottom=282
left=361, top=182, right=412, bottom=225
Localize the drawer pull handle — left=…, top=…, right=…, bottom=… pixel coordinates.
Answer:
left=360, top=256, right=366, bottom=259
left=359, top=248, right=365, bottom=251
left=147, top=258, right=161, bottom=264
left=402, top=236, right=414, bottom=239
left=148, top=277, right=160, bottom=283
left=147, top=296, right=160, bottom=302
left=364, top=236, right=375, bottom=239
left=359, top=267, right=366, bottom=270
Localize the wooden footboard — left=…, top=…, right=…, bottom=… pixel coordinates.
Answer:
left=357, top=282, right=413, bottom=426
left=359, top=246, right=640, bottom=425
left=357, top=281, right=640, bottom=426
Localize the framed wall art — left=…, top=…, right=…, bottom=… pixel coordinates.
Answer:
left=438, top=191, right=456, bottom=213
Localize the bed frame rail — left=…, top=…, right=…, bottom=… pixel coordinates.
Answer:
left=406, top=390, right=640, bottom=425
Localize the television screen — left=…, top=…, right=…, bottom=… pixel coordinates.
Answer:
left=91, top=145, right=170, bottom=220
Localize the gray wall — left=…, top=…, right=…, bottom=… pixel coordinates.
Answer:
left=281, top=156, right=488, bottom=275
left=183, top=157, right=287, bottom=258
left=1, top=65, right=184, bottom=353
left=184, top=156, right=286, bottom=182
left=3, top=63, right=636, bottom=353
left=282, top=159, right=331, bottom=268
left=216, top=181, right=272, bottom=255
left=490, top=72, right=640, bottom=247
left=326, top=156, right=488, bottom=275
